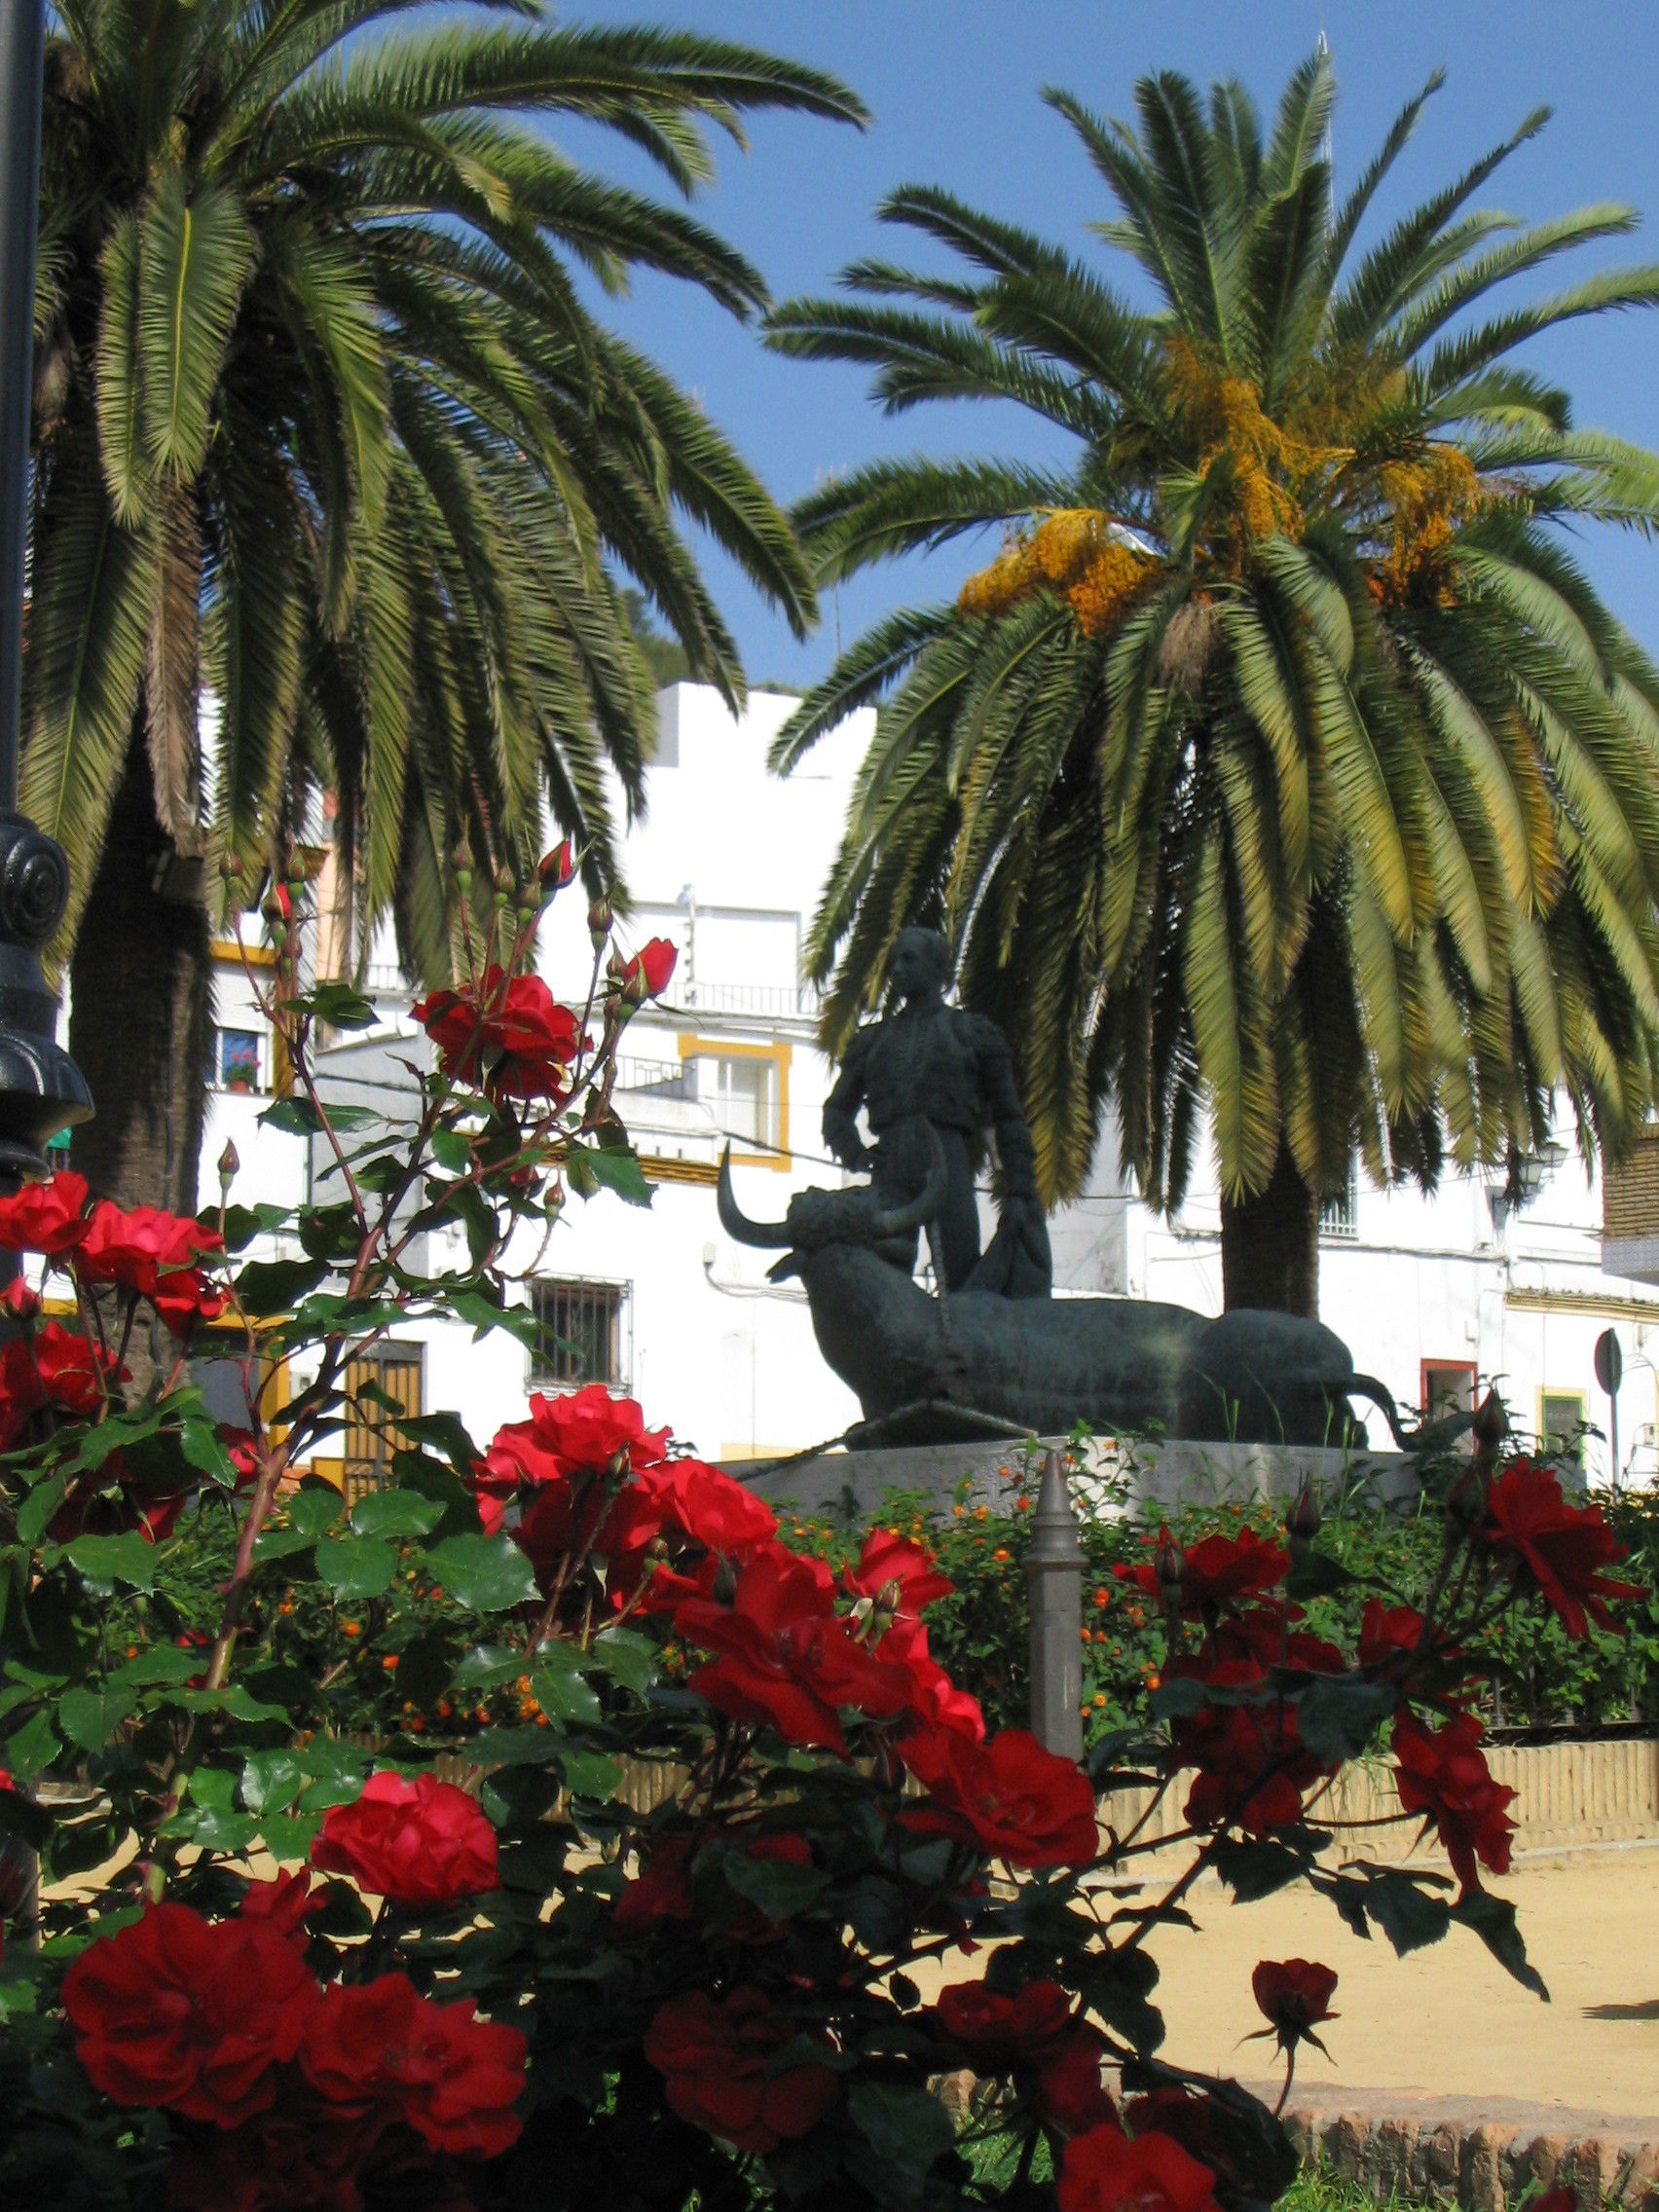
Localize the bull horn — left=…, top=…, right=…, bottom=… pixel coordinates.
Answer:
left=717, top=1145, right=793, bottom=1248
left=870, top=1131, right=949, bottom=1240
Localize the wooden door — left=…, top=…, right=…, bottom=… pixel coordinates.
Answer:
left=341, top=1343, right=424, bottom=1505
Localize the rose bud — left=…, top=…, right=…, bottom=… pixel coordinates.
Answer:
left=587, top=897, right=613, bottom=947
left=1155, top=1532, right=1186, bottom=1605
left=453, top=836, right=474, bottom=896
left=1472, top=1389, right=1508, bottom=1460
left=1285, top=1475, right=1321, bottom=1547
left=217, top=1138, right=240, bottom=1191
left=538, top=839, right=576, bottom=894
left=1, top=1277, right=41, bottom=1322
left=619, top=938, right=678, bottom=1008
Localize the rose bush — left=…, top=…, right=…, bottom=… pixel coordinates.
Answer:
left=0, top=866, right=1640, bottom=2211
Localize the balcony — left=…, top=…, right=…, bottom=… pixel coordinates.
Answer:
left=1602, top=1125, right=1659, bottom=1284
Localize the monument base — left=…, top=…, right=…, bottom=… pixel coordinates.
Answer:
left=726, top=1434, right=1418, bottom=1523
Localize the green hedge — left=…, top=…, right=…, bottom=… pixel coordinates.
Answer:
left=774, top=1455, right=1659, bottom=1744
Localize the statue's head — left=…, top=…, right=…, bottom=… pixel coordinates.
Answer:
left=889, top=927, right=951, bottom=1003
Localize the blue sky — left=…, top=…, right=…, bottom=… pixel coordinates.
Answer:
left=555, top=0, right=1659, bottom=688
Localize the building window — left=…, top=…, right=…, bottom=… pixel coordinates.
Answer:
left=695, top=1054, right=779, bottom=1150
left=1538, top=1389, right=1587, bottom=1464
left=1420, top=1360, right=1477, bottom=1423
left=532, top=1279, right=631, bottom=1389
left=213, top=1026, right=264, bottom=1092
left=1318, top=1165, right=1357, bottom=1239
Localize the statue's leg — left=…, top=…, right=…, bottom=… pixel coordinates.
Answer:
left=933, top=1127, right=981, bottom=1291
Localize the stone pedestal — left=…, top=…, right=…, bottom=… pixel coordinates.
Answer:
left=726, top=1433, right=1417, bottom=1521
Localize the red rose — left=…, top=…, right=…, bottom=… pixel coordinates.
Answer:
left=618, top=937, right=677, bottom=1004
left=677, top=1545, right=913, bottom=1751
left=0, top=1169, right=90, bottom=1256
left=847, top=1528, right=954, bottom=1613
left=511, top=1470, right=665, bottom=1594
left=900, top=1726, right=1099, bottom=1867
left=61, top=1902, right=319, bottom=2126
left=1483, top=1460, right=1644, bottom=1638
left=164, top=2092, right=381, bottom=2212
left=935, top=1976, right=1075, bottom=2059
left=645, top=1986, right=835, bottom=2155
left=1250, top=1958, right=1339, bottom=2054
left=76, top=1201, right=225, bottom=1333
left=1167, top=1614, right=1340, bottom=1836
left=300, top=1973, right=528, bottom=2158
left=0, top=1321, right=120, bottom=1452
left=1392, top=1711, right=1516, bottom=1893
left=483, top=1384, right=670, bottom=1493
left=1124, top=2091, right=1238, bottom=2187
left=239, top=1869, right=338, bottom=1948
left=1037, top=2025, right=1118, bottom=2137
left=312, top=1772, right=498, bottom=1906
left=878, top=1617, right=986, bottom=1742
left=612, top=1831, right=697, bottom=1933
left=1117, top=1526, right=1286, bottom=1612
left=414, top=966, right=582, bottom=1103
left=645, top=1457, right=777, bottom=1556
left=1060, top=2123, right=1224, bottom=2212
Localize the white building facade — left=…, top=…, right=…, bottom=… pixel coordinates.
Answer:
left=192, top=682, right=1659, bottom=1489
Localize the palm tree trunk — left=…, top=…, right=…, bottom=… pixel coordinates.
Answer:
left=1219, top=1141, right=1319, bottom=1317
left=65, top=724, right=212, bottom=1216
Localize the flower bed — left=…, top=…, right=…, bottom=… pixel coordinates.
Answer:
left=0, top=868, right=1646, bottom=2211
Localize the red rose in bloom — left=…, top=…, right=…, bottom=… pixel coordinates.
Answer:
left=61, top=1902, right=319, bottom=2126
left=1037, top=2026, right=1118, bottom=2137
left=76, top=1201, right=226, bottom=1333
left=645, top=1986, right=836, bottom=2155
left=677, top=1544, right=914, bottom=1751
left=483, top=1384, right=670, bottom=1493
left=646, top=1456, right=778, bottom=1557
left=618, top=937, right=678, bottom=1003
left=0, top=1169, right=90, bottom=1256
left=1483, top=1460, right=1644, bottom=1638
left=1060, top=2122, right=1224, bottom=2212
left=414, top=966, right=581, bottom=1103
left=512, top=1471, right=664, bottom=1593
left=879, top=1617, right=986, bottom=1742
left=240, top=1870, right=337, bottom=1948
left=1124, top=2092, right=1238, bottom=2187
left=1167, top=1613, right=1341, bottom=1835
left=0, top=1320, right=120, bottom=1452
left=300, top=1973, right=528, bottom=2157
left=312, top=1772, right=498, bottom=1906
left=847, top=1528, right=954, bottom=1613
left=1117, top=1527, right=1287, bottom=1612
left=936, top=1976, right=1075, bottom=2058
left=612, top=1832, right=697, bottom=1932
left=901, top=1726, right=1099, bottom=1867
left=1250, top=1959, right=1339, bottom=2055
left=164, top=2094, right=380, bottom=2212
left=1392, top=1712, right=1516, bottom=1892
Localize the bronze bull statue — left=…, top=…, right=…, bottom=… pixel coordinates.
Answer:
left=717, top=1151, right=1408, bottom=1451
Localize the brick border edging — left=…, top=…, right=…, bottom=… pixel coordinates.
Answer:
left=1278, top=2087, right=1659, bottom=2211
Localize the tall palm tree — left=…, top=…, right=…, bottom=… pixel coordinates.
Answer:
left=767, top=54, right=1659, bottom=1316
left=31, top=0, right=865, bottom=1210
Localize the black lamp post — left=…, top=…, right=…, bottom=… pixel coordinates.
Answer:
left=0, top=3, right=92, bottom=1184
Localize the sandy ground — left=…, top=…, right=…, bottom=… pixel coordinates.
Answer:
left=1148, top=1848, right=1659, bottom=2123
left=911, top=1849, right=1659, bottom=2127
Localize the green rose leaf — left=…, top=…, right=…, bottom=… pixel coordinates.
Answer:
left=350, top=1490, right=444, bottom=1539
left=314, top=1536, right=397, bottom=1601
left=65, top=1532, right=163, bottom=1592
left=425, top=1533, right=538, bottom=1611
left=845, top=2081, right=956, bottom=2209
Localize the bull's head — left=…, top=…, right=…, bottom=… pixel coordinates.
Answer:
left=717, top=1143, right=945, bottom=1282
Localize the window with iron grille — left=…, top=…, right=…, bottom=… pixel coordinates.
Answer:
left=1318, top=1164, right=1358, bottom=1239
left=531, top=1278, right=631, bottom=1389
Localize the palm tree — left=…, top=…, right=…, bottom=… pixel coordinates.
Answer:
left=767, top=54, right=1659, bottom=1316
left=31, top=0, right=864, bottom=1210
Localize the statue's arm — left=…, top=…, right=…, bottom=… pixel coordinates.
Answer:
left=823, top=1030, right=875, bottom=1171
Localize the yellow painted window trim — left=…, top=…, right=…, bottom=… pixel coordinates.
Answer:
left=1535, top=1386, right=1587, bottom=1451
left=677, top=1032, right=792, bottom=1172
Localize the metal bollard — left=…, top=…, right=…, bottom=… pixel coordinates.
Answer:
left=1026, top=1448, right=1084, bottom=1760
